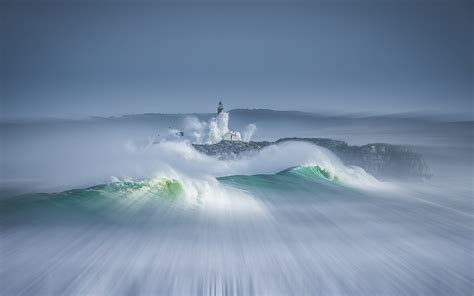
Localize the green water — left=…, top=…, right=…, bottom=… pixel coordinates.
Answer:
left=0, top=178, right=184, bottom=225
left=1, top=166, right=345, bottom=225
left=218, top=165, right=343, bottom=191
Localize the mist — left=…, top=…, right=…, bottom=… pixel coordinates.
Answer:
left=1, top=109, right=473, bottom=295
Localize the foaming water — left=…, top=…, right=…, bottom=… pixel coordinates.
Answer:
left=2, top=161, right=471, bottom=295
left=168, top=111, right=256, bottom=144
left=1, top=138, right=386, bottom=194
left=1, top=116, right=472, bottom=296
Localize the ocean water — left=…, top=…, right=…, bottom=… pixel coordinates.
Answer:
left=1, top=111, right=472, bottom=295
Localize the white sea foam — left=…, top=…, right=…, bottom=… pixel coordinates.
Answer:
left=112, top=140, right=388, bottom=194
left=1, top=109, right=388, bottom=194
left=243, top=123, right=257, bottom=142
left=3, top=114, right=471, bottom=296
left=164, top=111, right=256, bottom=144
left=2, top=133, right=387, bottom=193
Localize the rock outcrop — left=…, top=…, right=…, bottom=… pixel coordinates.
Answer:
left=193, top=138, right=431, bottom=180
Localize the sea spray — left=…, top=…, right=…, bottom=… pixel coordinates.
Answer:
left=2, top=137, right=386, bottom=194
left=177, top=111, right=254, bottom=144
left=243, top=123, right=257, bottom=142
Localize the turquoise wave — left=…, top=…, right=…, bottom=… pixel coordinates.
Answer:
left=218, top=165, right=342, bottom=189
left=0, top=178, right=184, bottom=224
left=286, top=165, right=341, bottom=183
left=1, top=165, right=346, bottom=224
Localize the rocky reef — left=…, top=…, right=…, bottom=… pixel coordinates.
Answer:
left=193, top=138, right=431, bottom=180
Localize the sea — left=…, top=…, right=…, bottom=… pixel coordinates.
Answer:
left=1, top=110, right=472, bottom=295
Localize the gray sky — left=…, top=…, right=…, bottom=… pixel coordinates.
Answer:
left=1, top=0, right=472, bottom=119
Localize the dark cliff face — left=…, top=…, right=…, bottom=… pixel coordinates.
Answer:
left=345, top=143, right=430, bottom=180
left=193, top=138, right=431, bottom=180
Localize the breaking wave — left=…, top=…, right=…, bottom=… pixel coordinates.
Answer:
left=2, top=160, right=382, bottom=226
left=165, top=111, right=256, bottom=144
left=1, top=138, right=387, bottom=196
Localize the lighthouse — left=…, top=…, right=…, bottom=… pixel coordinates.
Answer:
left=217, top=101, right=224, bottom=114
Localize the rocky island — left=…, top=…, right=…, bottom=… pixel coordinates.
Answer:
left=193, top=138, right=431, bottom=180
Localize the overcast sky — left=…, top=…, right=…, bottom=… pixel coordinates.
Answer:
left=1, top=0, right=472, bottom=119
